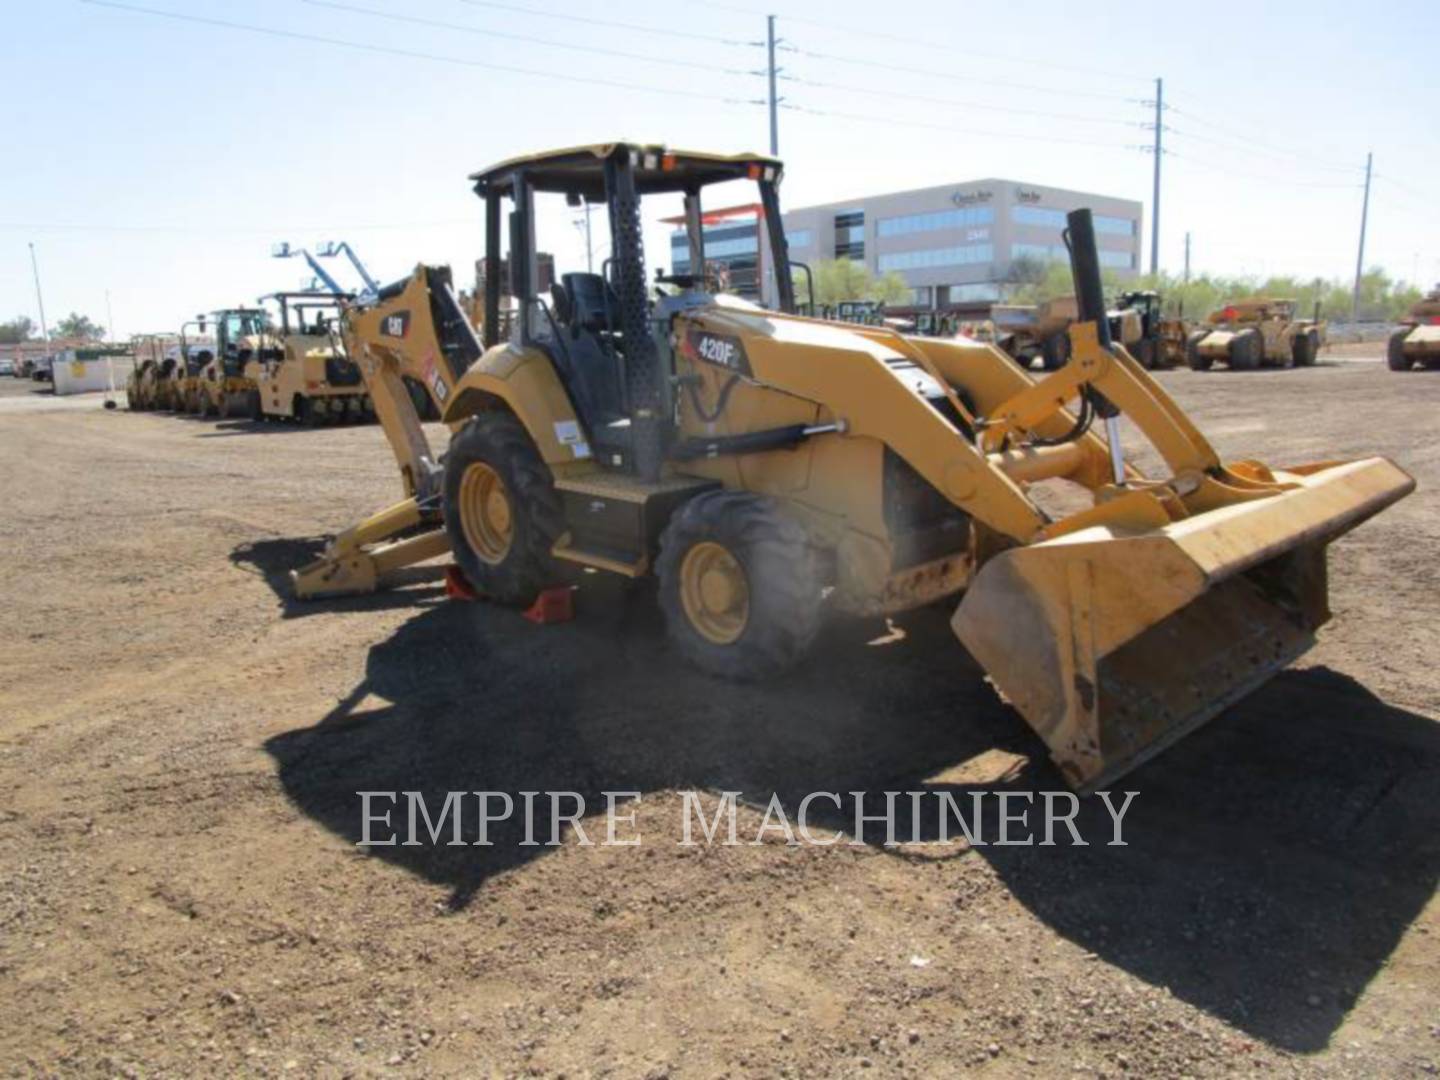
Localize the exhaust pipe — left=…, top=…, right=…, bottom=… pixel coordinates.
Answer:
left=1064, top=209, right=1125, bottom=486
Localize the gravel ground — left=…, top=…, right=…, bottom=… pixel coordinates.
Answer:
left=0, top=356, right=1437, bottom=1078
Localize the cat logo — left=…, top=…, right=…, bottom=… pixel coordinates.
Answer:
left=381, top=311, right=410, bottom=338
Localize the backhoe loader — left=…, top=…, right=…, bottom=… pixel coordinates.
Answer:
left=291, top=143, right=1413, bottom=791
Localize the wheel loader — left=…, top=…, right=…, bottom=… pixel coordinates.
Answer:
left=244, top=292, right=373, bottom=424
left=1111, top=290, right=1187, bottom=370
left=190, top=308, right=269, bottom=417
left=1188, top=298, right=1324, bottom=371
left=1386, top=288, right=1440, bottom=371
left=290, top=143, right=1413, bottom=791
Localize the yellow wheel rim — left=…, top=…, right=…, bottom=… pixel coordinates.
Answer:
left=457, top=462, right=514, bottom=564
left=679, top=541, right=749, bottom=645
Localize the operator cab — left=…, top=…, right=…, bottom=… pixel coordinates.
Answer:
left=470, top=143, right=797, bottom=480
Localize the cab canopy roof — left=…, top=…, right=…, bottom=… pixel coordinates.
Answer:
left=469, top=143, right=783, bottom=200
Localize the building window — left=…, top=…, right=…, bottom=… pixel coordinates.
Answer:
left=876, top=244, right=994, bottom=272
left=876, top=206, right=993, bottom=238
left=1099, top=250, right=1134, bottom=269
left=940, top=283, right=1002, bottom=305
left=1094, top=215, right=1135, bottom=236
left=911, top=286, right=933, bottom=308
left=1011, top=242, right=1068, bottom=262
left=785, top=228, right=812, bottom=250
left=834, top=210, right=865, bottom=260
left=1011, top=205, right=1067, bottom=229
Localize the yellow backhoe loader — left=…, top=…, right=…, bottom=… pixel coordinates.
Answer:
left=1387, top=288, right=1440, bottom=371
left=290, top=144, right=1413, bottom=791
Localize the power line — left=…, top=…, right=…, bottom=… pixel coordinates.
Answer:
left=783, top=73, right=1136, bottom=127
left=1165, top=149, right=1364, bottom=189
left=80, top=0, right=756, bottom=104
left=781, top=103, right=1133, bottom=149
left=1166, top=105, right=1361, bottom=173
left=302, top=0, right=753, bottom=74
left=455, top=0, right=755, bottom=46
left=684, top=0, right=1139, bottom=83
left=784, top=45, right=1134, bottom=103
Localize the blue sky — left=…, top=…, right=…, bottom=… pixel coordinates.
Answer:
left=4, top=0, right=1436, bottom=336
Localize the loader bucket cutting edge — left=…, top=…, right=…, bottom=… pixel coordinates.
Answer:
left=952, top=457, right=1415, bottom=792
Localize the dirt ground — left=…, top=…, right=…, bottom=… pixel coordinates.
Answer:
left=1, top=353, right=1437, bottom=1078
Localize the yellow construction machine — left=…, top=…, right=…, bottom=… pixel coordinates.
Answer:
left=1387, top=288, right=1440, bottom=371
left=290, top=143, right=1413, bottom=791
left=245, top=291, right=373, bottom=424
left=1188, top=298, right=1324, bottom=371
left=190, top=308, right=270, bottom=417
left=125, top=333, right=178, bottom=410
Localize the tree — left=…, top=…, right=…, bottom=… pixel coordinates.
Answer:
left=53, top=313, right=105, bottom=341
left=871, top=271, right=913, bottom=306
left=801, top=259, right=916, bottom=308
left=0, top=316, right=36, bottom=344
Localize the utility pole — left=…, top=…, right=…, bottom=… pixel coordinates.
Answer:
left=1183, top=232, right=1191, bottom=283
left=28, top=242, right=51, bottom=344
left=1150, top=77, right=1163, bottom=275
left=1352, top=150, right=1372, bottom=323
left=766, top=15, right=779, bottom=156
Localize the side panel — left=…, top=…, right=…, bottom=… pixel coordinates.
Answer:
left=441, top=343, right=587, bottom=468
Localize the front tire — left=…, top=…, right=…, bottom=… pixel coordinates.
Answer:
left=657, top=491, right=822, bottom=680
left=1387, top=330, right=1412, bottom=371
left=443, top=413, right=564, bottom=605
left=1229, top=329, right=1261, bottom=370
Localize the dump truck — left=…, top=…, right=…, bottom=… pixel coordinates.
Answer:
left=989, top=297, right=1078, bottom=371
left=244, top=291, right=373, bottom=424
left=289, top=143, right=1412, bottom=791
left=1387, top=288, right=1440, bottom=371
left=1188, top=298, right=1324, bottom=370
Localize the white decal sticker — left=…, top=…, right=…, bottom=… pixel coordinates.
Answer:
left=553, top=419, right=583, bottom=446
left=571, top=440, right=591, bottom=459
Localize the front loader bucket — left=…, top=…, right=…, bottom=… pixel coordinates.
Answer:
left=953, top=457, right=1414, bottom=791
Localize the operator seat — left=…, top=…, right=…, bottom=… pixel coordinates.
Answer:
left=546, top=273, right=627, bottom=439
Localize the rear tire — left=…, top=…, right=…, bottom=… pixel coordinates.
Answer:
left=657, top=490, right=822, bottom=681
left=1134, top=338, right=1157, bottom=370
left=443, top=412, right=564, bottom=606
left=1186, top=330, right=1212, bottom=371
left=1387, top=330, right=1412, bottom=371
left=298, top=396, right=320, bottom=427
left=1041, top=332, right=1071, bottom=372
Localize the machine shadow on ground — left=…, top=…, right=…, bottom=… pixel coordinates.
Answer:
left=264, top=576, right=1440, bottom=1055
left=198, top=418, right=383, bottom=437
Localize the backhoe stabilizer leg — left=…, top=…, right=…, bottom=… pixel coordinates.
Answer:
left=290, top=498, right=451, bottom=599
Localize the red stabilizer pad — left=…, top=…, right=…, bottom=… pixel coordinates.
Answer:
left=443, top=564, right=480, bottom=602
left=523, top=586, right=575, bottom=625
